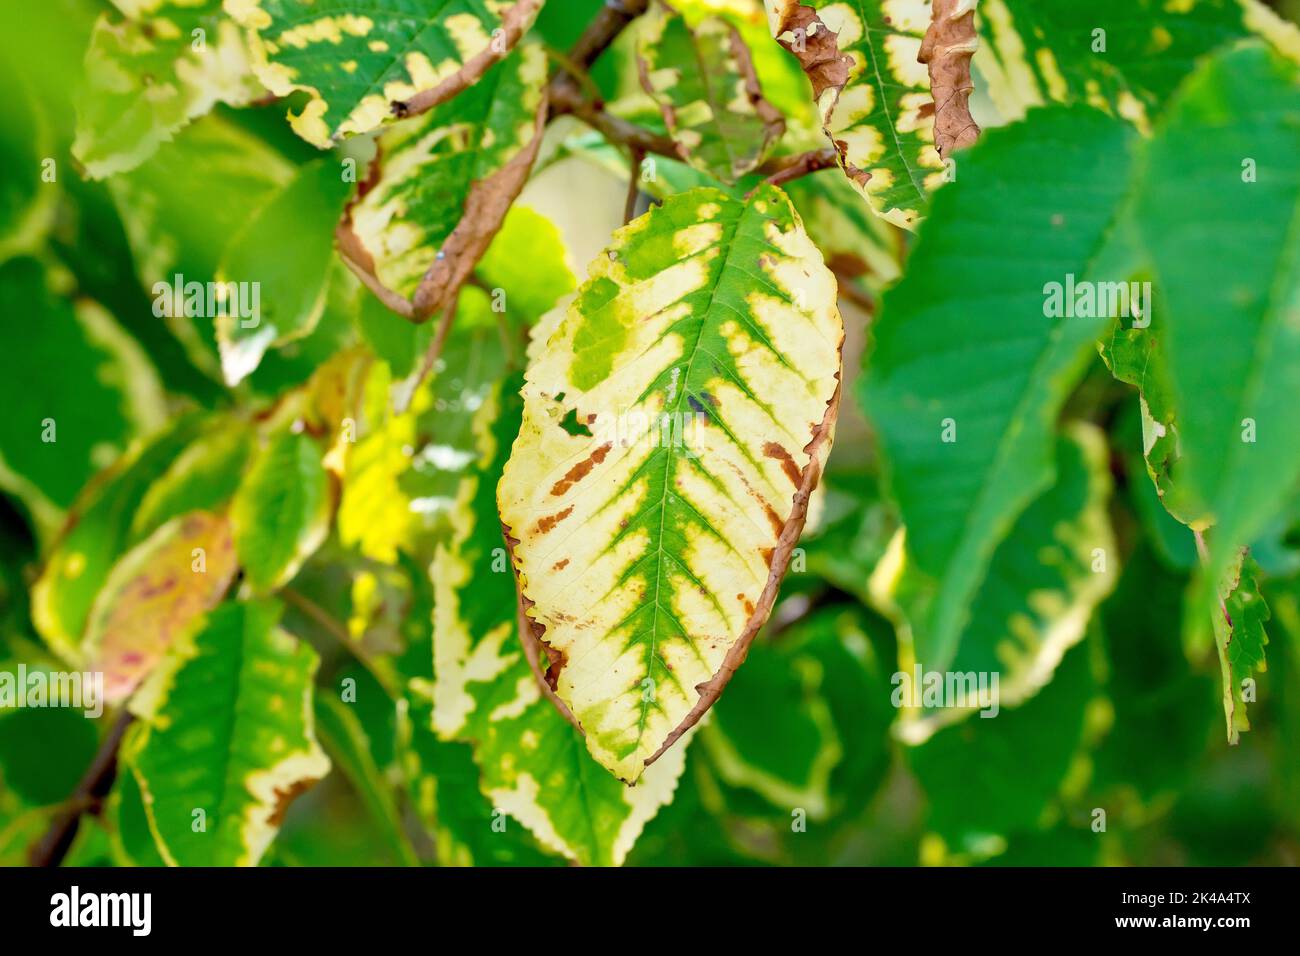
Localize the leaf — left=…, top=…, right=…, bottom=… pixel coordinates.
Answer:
left=131, top=418, right=255, bottom=536
left=766, top=0, right=966, bottom=228
left=919, top=0, right=980, bottom=157
left=498, top=184, right=843, bottom=782
left=228, top=0, right=546, bottom=149
left=1213, top=549, right=1270, bottom=743
left=0, top=258, right=166, bottom=534
left=1132, top=44, right=1300, bottom=612
left=0, top=62, right=57, bottom=262
left=126, top=599, right=329, bottom=867
left=83, top=511, right=239, bottom=703
left=216, top=158, right=354, bottom=384
left=339, top=42, right=548, bottom=315
left=231, top=430, right=333, bottom=592
left=908, top=637, right=1097, bottom=855
left=31, top=416, right=207, bottom=663
left=73, top=1, right=263, bottom=179
left=108, top=114, right=293, bottom=377
left=861, top=106, right=1137, bottom=673
left=872, top=426, right=1116, bottom=736
left=975, top=0, right=1300, bottom=132
left=432, top=379, right=689, bottom=866
left=314, top=693, right=420, bottom=865
left=637, top=3, right=785, bottom=184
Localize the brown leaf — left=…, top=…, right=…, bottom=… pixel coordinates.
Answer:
left=919, top=0, right=981, bottom=156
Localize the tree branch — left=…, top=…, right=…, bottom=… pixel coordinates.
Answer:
left=29, top=708, right=133, bottom=867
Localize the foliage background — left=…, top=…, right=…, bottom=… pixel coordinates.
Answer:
left=0, top=0, right=1298, bottom=867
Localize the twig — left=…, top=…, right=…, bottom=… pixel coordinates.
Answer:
left=760, top=147, right=840, bottom=190
left=281, top=587, right=401, bottom=699
left=624, top=147, right=646, bottom=224
left=563, top=0, right=651, bottom=76
left=29, top=708, right=133, bottom=867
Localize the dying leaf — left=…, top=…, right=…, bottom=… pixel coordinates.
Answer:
left=918, top=0, right=979, bottom=156
left=430, top=379, right=689, bottom=866
left=637, top=2, right=786, bottom=184
left=227, top=0, right=545, bottom=148
left=766, top=0, right=964, bottom=228
left=83, top=511, right=239, bottom=702
left=498, top=184, right=843, bottom=782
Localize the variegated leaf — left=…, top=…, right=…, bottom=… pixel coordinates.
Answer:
left=230, top=430, right=333, bottom=592
left=430, top=379, right=687, bottom=866
left=83, top=511, right=239, bottom=703
left=340, top=42, right=547, bottom=315
left=498, top=184, right=843, bottom=782
left=126, top=599, right=329, bottom=867
left=637, top=2, right=785, bottom=184
left=766, top=0, right=978, bottom=229
left=871, top=426, right=1116, bottom=741
left=976, top=0, right=1300, bottom=133
left=74, top=0, right=263, bottom=179
left=1213, top=548, right=1270, bottom=743
left=227, top=0, right=545, bottom=148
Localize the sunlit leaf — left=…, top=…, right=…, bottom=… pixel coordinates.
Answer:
left=499, top=184, right=842, bottom=781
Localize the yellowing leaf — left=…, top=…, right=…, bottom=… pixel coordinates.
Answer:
left=83, top=511, right=239, bottom=703
left=498, top=184, right=843, bottom=782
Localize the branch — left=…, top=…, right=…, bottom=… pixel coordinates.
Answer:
left=29, top=708, right=133, bottom=867
left=560, top=0, right=651, bottom=77
left=760, top=147, right=840, bottom=189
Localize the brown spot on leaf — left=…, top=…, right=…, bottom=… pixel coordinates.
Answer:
left=268, top=778, right=318, bottom=827
left=553, top=558, right=569, bottom=571
left=763, top=441, right=802, bottom=487
left=550, top=442, right=611, bottom=496
left=534, top=505, right=574, bottom=535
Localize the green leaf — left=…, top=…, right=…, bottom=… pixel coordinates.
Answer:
left=73, top=1, right=263, bottom=179
left=126, top=599, right=329, bottom=866
left=228, top=0, right=546, bottom=148
left=499, top=184, right=843, bottom=781
left=216, top=158, right=354, bottom=384
left=909, top=637, right=1097, bottom=856
left=131, top=418, right=255, bottom=537
left=0, top=62, right=57, bottom=262
left=108, top=113, right=293, bottom=377
left=637, top=3, right=785, bottom=184
left=861, top=106, right=1138, bottom=673
left=83, top=511, right=239, bottom=703
left=873, top=426, right=1117, bottom=734
left=31, top=416, right=207, bottom=663
left=766, top=0, right=974, bottom=228
left=314, top=692, right=420, bottom=865
left=231, top=429, right=333, bottom=592
left=432, top=379, right=689, bottom=866
left=701, top=605, right=894, bottom=820
left=1213, top=549, right=1271, bottom=743
left=1133, top=44, right=1300, bottom=616
left=0, top=258, right=166, bottom=534
left=341, top=42, right=547, bottom=304
left=975, top=0, right=1300, bottom=132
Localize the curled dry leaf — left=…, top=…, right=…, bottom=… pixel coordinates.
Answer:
left=765, top=0, right=981, bottom=228
left=919, top=0, right=980, bottom=156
